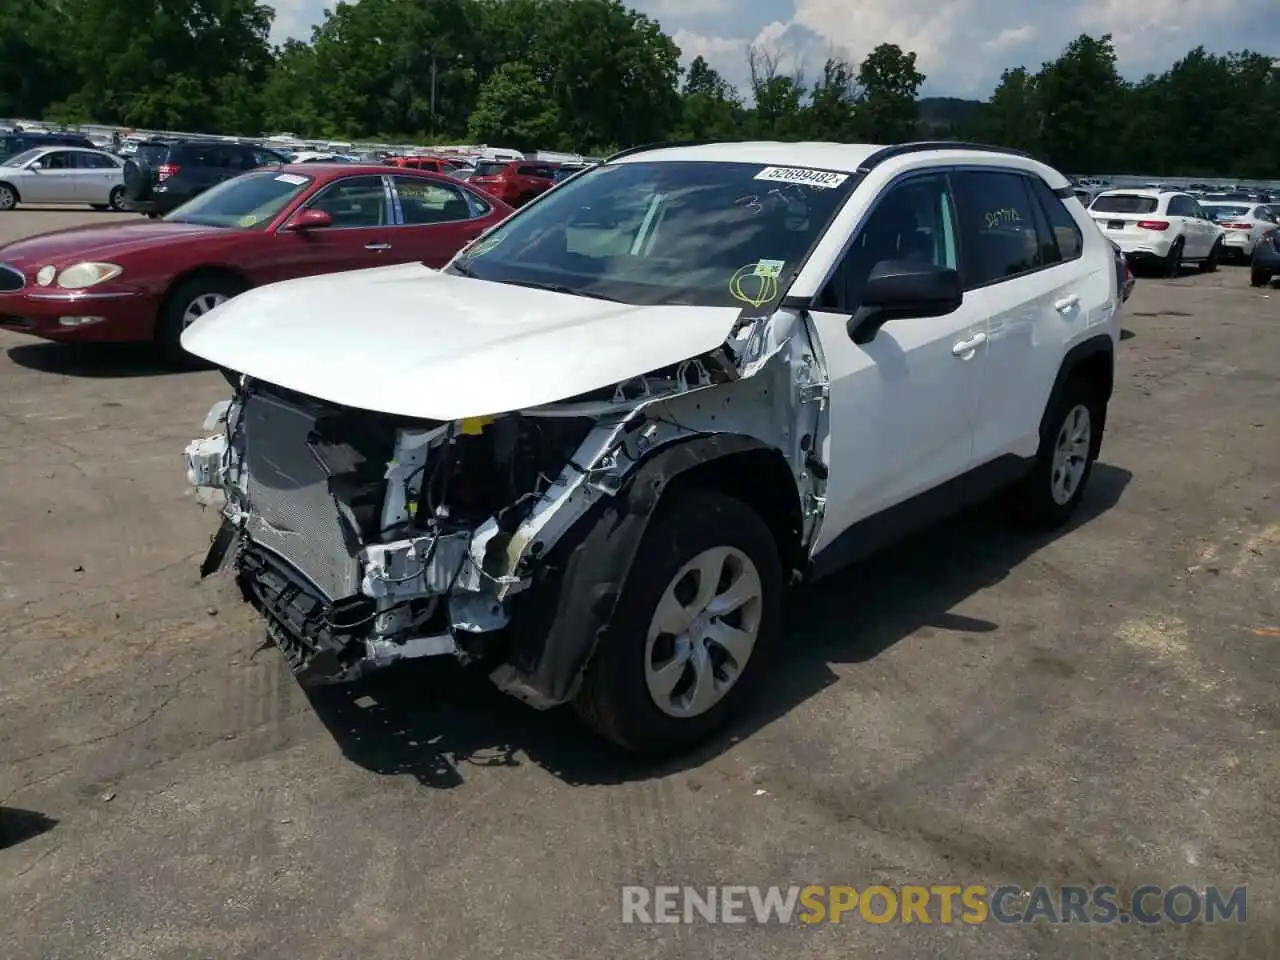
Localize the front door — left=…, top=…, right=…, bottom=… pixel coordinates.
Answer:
left=807, top=172, right=985, bottom=555
left=270, top=175, right=396, bottom=282
left=25, top=150, right=81, bottom=202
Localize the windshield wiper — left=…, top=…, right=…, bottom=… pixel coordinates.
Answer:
left=497, top=279, right=622, bottom=302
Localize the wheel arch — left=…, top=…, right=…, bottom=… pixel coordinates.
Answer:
left=492, top=434, right=801, bottom=708
left=160, top=264, right=251, bottom=315
left=1041, top=335, right=1114, bottom=451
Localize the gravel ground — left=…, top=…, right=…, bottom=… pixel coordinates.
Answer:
left=0, top=207, right=1277, bottom=959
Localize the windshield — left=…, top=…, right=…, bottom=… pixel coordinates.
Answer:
left=472, top=161, right=509, bottom=177
left=163, top=171, right=313, bottom=228
left=450, top=159, right=857, bottom=307
left=2, top=148, right=44, bottom=168
left=1204, top=205, right=1251, bottom=220
left=1090, top=194, right=1157, bottom=214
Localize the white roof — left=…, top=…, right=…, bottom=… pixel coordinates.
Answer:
left=613, top=141, right=885, bottom=172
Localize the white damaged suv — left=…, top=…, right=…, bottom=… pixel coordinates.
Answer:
left=183, top=140, right=1122, bottom=755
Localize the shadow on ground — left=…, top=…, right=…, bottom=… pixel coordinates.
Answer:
left=7, top=342, right=185, bottom=378
left=0, top=808, right=58, bottom=849
left=307, top=464, right=1133, bottom=789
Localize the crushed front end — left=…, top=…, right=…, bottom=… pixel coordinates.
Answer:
left=184, top=315, right=828, bottom=704
left=185, top=377, right=598, bottom=686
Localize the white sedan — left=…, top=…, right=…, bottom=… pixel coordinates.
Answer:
left=0, top=146, right=127, bottom=212
left=1201, top=202, right=1280, bottom=260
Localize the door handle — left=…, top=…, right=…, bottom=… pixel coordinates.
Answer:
left=951, top=332, right=987, bottom=357
left=1054, top=294, right=1080, bottom=312
left=365, top=242, right=392, bottom=251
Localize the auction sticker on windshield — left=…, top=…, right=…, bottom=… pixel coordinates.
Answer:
left=754, top=166, right=849, bottom=189
left=274, top=173, right=308, bottom=185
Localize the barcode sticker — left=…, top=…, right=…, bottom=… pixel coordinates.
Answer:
left=754, top=166, right=849, bottom=189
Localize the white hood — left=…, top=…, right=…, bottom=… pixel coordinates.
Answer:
left=181, top=264, right=741, bottom=420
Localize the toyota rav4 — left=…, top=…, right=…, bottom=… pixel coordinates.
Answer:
left=182, top=140, right=1122, bottom=755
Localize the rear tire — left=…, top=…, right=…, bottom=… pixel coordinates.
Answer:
left=1162, top=238, right=1184, bottom=278
left=1252, top=267, right=1271, bottom=288
left=1011, top=375, right=1104, bottom=530
left=1199, top=239, right=1221, bottom=273
left=573, top=489, right=782, bottom=756
left=108, top=185, right=127, bottom=212
left=156, top=274, right=247, bottom=364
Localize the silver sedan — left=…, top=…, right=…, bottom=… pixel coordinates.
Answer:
left=0, top=146, right=128, bottom=212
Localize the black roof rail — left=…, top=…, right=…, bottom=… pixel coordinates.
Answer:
left=857, top=140, right=1035, bottom=173
left=603, top=139, right=733, bottom=163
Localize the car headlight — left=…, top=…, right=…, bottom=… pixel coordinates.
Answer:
left=56, top=262, right=123, bottom=289
left=35, top=265, right=56, bottom=286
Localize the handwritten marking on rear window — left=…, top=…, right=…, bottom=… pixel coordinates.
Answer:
left=985, top=207, right=1022, bottom=228
left=754, top=166, right=849, bottom=190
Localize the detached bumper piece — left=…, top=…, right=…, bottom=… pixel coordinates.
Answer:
left=236, top=544, right=376, bottom=685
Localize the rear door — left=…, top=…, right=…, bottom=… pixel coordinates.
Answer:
left=387, top=175, right=494, bottom=267
left=71, top=150, right=120, bottom=203
left=272, top=174, right=395, bottom=279
left=955, top=169, right=1090, bottom=465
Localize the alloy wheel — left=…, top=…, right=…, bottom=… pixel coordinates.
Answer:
left=644, top=545, right=763, bottom=719
left=1050, top=404, right=1092, bottom=506
left=181, top=292, right=228, bottom=328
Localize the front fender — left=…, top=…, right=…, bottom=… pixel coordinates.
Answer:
left=490, top=433, right=775, bottom=708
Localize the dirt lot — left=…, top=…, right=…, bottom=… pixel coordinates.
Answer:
left=1, top=207, right=1277, bottom=959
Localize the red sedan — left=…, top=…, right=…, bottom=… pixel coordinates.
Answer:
left=0, top=164, right=511, bottom=354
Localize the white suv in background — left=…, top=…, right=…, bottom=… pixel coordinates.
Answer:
left=1089, top=188, right=1224, bottom=275
left=182, top=140, right=1123, bottom=755
left=1200, top=201, right=1280, bottom=261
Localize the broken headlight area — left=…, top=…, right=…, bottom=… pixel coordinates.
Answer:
left=186, top=379, right=597, bottom=685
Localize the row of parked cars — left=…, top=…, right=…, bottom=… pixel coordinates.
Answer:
left=1079, top=186, right=1280, bottom=286
left=0, top=132, right=596, bottom=217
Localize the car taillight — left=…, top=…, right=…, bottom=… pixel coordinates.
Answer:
left=1136, top=220, right=1169, bottom=231
left=1272, top=233, right=1280, bottom=251
left=157, top=163, right=179, bottom=181
left=1222, top=222, right=1251, bottom=230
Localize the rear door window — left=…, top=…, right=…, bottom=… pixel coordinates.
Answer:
left=952, top=170, right=1044, bottom=287
left=136, top=143, right=171, bottom=165
left=393, top=177, right=475, bottom=224
left=473, top=161, right=509, bottom=177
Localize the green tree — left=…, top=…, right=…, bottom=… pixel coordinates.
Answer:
left=467, top=62, right=562, bottom=150
left=853, top=43, right=924, bottom=143
left=968, top=67, right=1043, bottom=155
left=676, top=56, right=743, bottom=139
left=1036, top=33, right=1125, bottom=173
left=807, top=57, right=858, bottom=140
left=746, top=47, right=806, bottom=139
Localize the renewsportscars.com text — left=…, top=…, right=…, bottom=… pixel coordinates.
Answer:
left=621, top=884, right=1247, bottom=925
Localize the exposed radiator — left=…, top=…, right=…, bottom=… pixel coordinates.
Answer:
left=241, top=392, right=362, bottom=601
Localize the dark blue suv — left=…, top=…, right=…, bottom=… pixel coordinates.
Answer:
left=1, top=131, right=95, bottom=162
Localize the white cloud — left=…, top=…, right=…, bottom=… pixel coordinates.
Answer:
left=984, top=25, right=1037, bottom=54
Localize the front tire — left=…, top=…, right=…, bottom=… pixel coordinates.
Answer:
left=1012, top=375, right=1103, bottom=529
left=156, top=274, right=246, bottom=363
left=573, top=489, right=782, bottom=755
left=0, top=183, right=18, bottom=211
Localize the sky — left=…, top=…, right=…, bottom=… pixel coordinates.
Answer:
left=268, top=0, right=1280, bottom=99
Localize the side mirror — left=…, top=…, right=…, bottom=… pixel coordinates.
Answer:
left=283, top=208, right=332, bottom=232
left=847, top=260, right=963, bottom=345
